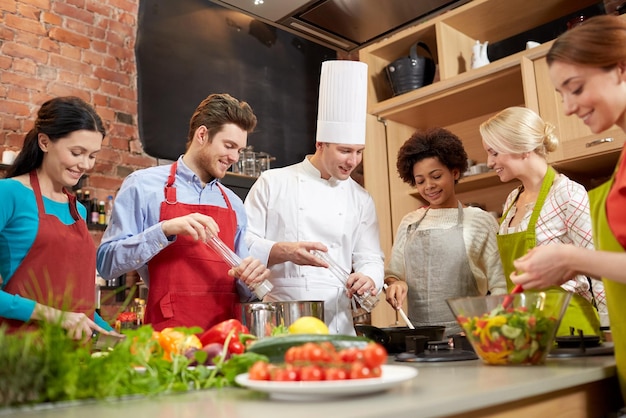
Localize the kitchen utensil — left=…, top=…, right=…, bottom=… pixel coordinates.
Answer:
left=447, top=291, right=572, bottom=365
left=312, top=250, right=380, bottom=313
left=272, top=300, right=325, bottom=328
left=382, top=283, right=414, bottom=329
left=206, top=235, right=273, bottom=299
left=355, top=324, right=445, bottom=353
left=237, top=302, right=277, bottom=338
left=236, top=300, right=325, bottom=338
left=92, top=332, right=125, bottom=351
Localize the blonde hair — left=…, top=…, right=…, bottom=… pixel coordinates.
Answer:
left=479, top=106, right=558, bottom=159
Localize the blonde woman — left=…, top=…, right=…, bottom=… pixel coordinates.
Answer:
left=480, top=106, right=607, bottom=336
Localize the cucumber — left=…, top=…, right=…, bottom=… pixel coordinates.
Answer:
left=246, top=334, right=371, bottom=363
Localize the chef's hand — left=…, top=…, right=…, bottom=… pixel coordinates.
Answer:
left=161, top=213, right=219, bottom=241
left=512, top=244, right=576, bottom=289
left=346, top=273, right=377, bottom=299
left=384, top=279, right=408, bottom=310
left=32, top=304, right=111, bottom=342
left=268, top=241, right=328, bottom=267
left=229, top=256, right=271, bottom=288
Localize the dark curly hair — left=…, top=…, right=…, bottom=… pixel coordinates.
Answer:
left=396, top=127, right=468, bottom=187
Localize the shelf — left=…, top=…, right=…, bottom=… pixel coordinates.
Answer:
left=372, top=55, right=525, bottom=129
left=88, top=223, right=107, bottom=231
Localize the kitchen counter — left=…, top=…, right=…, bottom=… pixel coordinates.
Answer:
left=3, top=356, right=621, bottom=418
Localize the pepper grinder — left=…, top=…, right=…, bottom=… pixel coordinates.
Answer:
left=205, top=235, right=273, bottom=299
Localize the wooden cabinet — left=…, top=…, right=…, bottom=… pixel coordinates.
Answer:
left=358, top=0, right=618, bottom=326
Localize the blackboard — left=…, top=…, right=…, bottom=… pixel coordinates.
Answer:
left=136, top=0, right=335, bottom=167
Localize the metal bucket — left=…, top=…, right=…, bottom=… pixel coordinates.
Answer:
left=236, top=300, right=324, bottom=338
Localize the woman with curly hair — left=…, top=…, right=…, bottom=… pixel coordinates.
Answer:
left=480, top=106, right=606, bottom=337
left=384, top=127, right=506, bottom=335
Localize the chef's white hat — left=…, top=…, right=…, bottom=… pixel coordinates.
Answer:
left=316, top=60, right=368, bottom=145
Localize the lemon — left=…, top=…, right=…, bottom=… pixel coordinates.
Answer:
left=288, top=316, right=329, bottom=335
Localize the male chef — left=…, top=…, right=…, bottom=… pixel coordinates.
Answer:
left=244, top=60, right=385, bottom=335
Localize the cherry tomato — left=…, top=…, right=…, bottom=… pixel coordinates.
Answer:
left=339, top=347, right=364, bottom=363
left=304, top=342, right=326, bottom=362
left=349, top=361, right=373, bottom=379
left=300, top=365, right=324, bottom=381
left=270, top=366, right=299, bottom=382
left=324, top=366, right=348, bottom=381
left=362, top=343, right=387, bottom=368
left=248, top=361, right=270, bottom=381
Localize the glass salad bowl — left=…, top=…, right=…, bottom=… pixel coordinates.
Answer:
left=446, top=291, right=572, bottom=365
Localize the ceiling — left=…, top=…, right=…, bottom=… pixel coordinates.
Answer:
left=209, top=0, right=472, bottom=52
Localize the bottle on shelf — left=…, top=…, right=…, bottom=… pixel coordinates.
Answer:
left=98, top=201, right=106, bottom=225
left=105, top=195, right=114, bottom=225
left=82, top=190, right=92, bottom=219
left=90, top=198, right=99, bottom=224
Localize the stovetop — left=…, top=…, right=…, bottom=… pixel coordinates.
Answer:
left=548, top=342, right=614, bottom=358
left=395, top=348, right=479, bottom=363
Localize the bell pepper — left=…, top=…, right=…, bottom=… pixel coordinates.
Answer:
left=199, top=319, right=250, bottom=355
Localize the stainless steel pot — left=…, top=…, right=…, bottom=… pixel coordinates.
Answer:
left=237, top=302, right=277, bottom=338
left=236, top=300, right=324, bottom=338
left=273, top=300, right=324, bottom=328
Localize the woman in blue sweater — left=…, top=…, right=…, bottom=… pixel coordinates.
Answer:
left=0, top=96, right=113, bottom=339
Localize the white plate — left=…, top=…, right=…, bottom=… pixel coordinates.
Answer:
left=235, top=365, right=418, bottom=401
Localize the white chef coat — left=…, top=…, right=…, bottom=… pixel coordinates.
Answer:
left=244, top=156, right=385, bottom=335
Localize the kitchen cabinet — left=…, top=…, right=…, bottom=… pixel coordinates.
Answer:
left=357, top=0, right=619, bottom=327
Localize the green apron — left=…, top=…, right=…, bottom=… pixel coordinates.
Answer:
left=588, top=160, right=626, bottom=402
left=497, top=166, right=601, bottom=336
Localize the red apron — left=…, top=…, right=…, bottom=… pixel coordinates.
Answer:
left=144, top=162, right=238, bottom=331
left=1, top=171, right=96, bottom=331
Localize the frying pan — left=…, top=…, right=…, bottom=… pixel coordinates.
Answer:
left=355, top=324, right=445, bottom=353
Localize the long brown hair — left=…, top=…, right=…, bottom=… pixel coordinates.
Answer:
left=7, top=97, right=105, bottom=178
left=547, top=15, right=626, bottom=70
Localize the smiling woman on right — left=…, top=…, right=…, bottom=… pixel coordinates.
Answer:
left=508, top=15, right=626, bottom=403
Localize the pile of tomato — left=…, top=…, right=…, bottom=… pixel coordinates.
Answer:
left=248, top=341, right=387, bottom=381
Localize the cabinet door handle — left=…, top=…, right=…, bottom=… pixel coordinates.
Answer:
left=586, top=137, right=614, bottom=148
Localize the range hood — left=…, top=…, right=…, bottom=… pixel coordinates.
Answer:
left=208, top=0, right=472, bottom=52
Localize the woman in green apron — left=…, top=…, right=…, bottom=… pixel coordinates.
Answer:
left=510, top=15, right=626, bottom=404
left=480, top=106, right=606, bottom=337
left=384, top=128, right=507, bottom=336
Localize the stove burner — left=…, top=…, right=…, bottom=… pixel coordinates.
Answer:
left=548, top=342, right=614, bottom=358
left=395, top=348, right=479, bottom=362
left=395, top=338, right=478, bottom=362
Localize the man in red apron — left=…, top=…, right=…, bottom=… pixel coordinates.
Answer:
left=97, top=94, right=270, bottom=332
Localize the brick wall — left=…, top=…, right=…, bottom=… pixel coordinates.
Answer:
left=0, top=0, right=154, bottom=203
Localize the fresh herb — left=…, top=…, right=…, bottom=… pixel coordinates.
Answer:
left=0, top=322, right=267, bottom=407
left=270, top=324, right=289, bottom=336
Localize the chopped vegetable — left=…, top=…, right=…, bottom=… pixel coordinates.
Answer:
left=457, top=305, right=558, bottom=365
